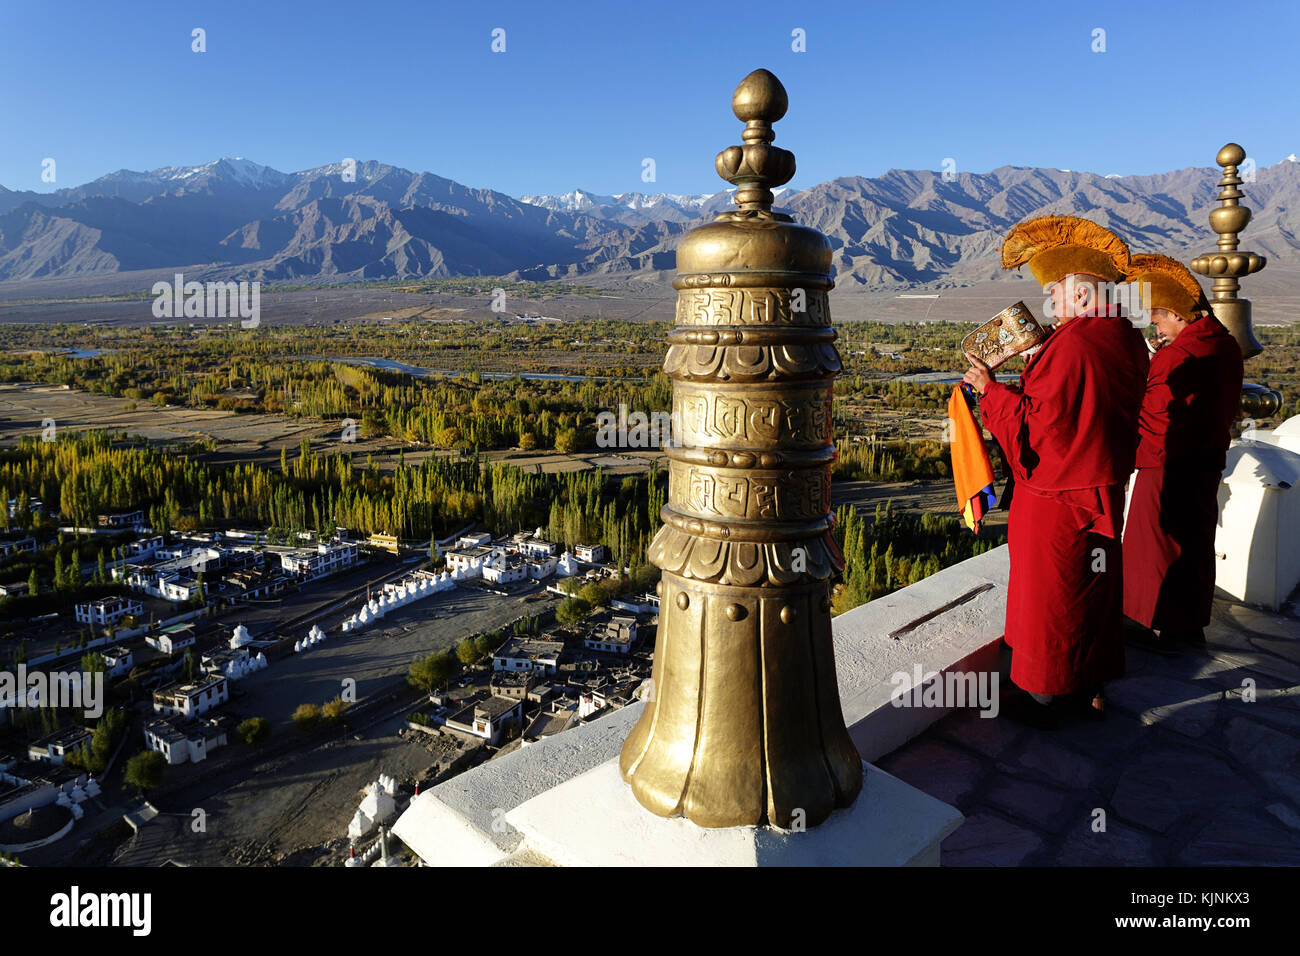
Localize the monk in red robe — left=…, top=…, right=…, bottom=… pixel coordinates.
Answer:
left=1122, top=254, right=1243, bottom=644
left=963, top=216, right=1148, bottom=727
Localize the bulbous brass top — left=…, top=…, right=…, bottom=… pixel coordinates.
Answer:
left=712, top=69, right=797, bottom=212
left=1216, top=142, right=1246, bottom=167
left=677, top=69, right=830, bottom=281
left=732, top=69, right=788, bottom=125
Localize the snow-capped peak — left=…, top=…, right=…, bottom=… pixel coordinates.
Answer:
left=519, top=188, right=718, bottom=212
left=147, top=157, right=287, bottom=188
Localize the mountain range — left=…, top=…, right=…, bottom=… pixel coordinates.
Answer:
left=1, top=155, right=1298, bottom=289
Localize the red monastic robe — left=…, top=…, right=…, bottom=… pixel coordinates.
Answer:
left=1122, top=315, right=1243, bottom=631
left=980, top=309, right=1149, bottom=695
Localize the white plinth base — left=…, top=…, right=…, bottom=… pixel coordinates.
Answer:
left=505, top=758, right=963, bottom=867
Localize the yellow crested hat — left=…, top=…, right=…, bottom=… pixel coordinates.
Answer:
left=1126, top=253, right=1209, bottom=323
left=1001, top=215, right=1130, bottom=286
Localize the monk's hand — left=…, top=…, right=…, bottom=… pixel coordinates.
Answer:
left=963, top=352, right=993, bottom=395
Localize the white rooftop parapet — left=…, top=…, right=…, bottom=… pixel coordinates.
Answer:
left=394, top=547, right=1021, bottom=866
left=1253, top=412, right=1300, bottom=456
left=1215, top=438, right=1300, bottom=610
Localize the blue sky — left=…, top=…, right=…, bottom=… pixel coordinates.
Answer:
left=2, top=0, right=1297, bottom=197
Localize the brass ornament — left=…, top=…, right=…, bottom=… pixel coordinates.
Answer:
left=1189, top=143, right=1267, bottom=358
left=619, top=69, right=862, bottom=829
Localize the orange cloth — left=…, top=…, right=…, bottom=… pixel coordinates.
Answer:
left=948, top=385, right=997, bottom=531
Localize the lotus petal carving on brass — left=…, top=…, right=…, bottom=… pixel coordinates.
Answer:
left=619, top=69, right=862, bottom=829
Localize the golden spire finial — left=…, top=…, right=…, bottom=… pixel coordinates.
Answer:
left=1190, top=142, right=1267, bottom=357
left=621, top=70, right=861, bottom=830
left=715, top=69, right=796, bottom=213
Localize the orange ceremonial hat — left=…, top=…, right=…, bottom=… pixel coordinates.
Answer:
left=1001, top=215, right=1130, bottom=286
left=1126, top=253, right=1210, bottom=323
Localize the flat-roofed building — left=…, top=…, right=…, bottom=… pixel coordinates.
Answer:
left=368, top=532, right=400, bottom=554
left=27, top=727, right=92, bottom=765
left=152, top=674, right=228, bottom=718
left=225, top=565, right=288, bottom=602
left=482, top=551, right=529, bottom=585
left=0, top=537, right=37, bottom=560
left=145, top=623, right=196, bottom=655
left=522, top=701, right=579, bottom=745
left=574, top=543, right=608, bottom=564
left=446, top=545, right=493, bottom=575
left=583, top=614, right=642, bottom=655
left=98, top=509, right=146, bottom=529
left=517, top=536, right=558, bottom=559
left=144, top=715, right=230, bottom=765
left=74, top=595, right=143, bottom=626
left=444, top=696, right=523, bottom=746
left=280, top=540, right=359, bottom=579
left=492, top=638, right=564, bottom=675
left=122, top=535, right=165, bottom=560
left=101, top=646, right=135, bottom=678
left=526, top=556, right=558, bottom=580
left=489, top=672, right=537, bottom=700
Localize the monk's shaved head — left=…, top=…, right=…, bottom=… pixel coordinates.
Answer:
left=1047, top=273, right=1105, bottom=323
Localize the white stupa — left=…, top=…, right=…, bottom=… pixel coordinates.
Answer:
left=348, top=779, right=396, bottom=839
left=230, top=624, right=253, bottom=650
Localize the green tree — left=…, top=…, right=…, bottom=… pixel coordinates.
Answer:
left=236, top=717, right=271, bottom=745
left=473, top=633, right=499, bottom=659
left=554, top=428, right=580, bottom=454
left=292, top=702, right=322, bottom=732
left=91, top=709, right=125, bottom=767
left=407, top=651, right=456, bottom=694
left=555, top=596, right=591, bottom=624
left=321, top=697, right=348, bottom=725
left=456, top=638, right=480, bottom=666
left=124, top=751, right=166, bottom=791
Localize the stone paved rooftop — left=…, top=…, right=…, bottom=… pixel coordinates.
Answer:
left=877, top=597, right=1300, bottom=865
